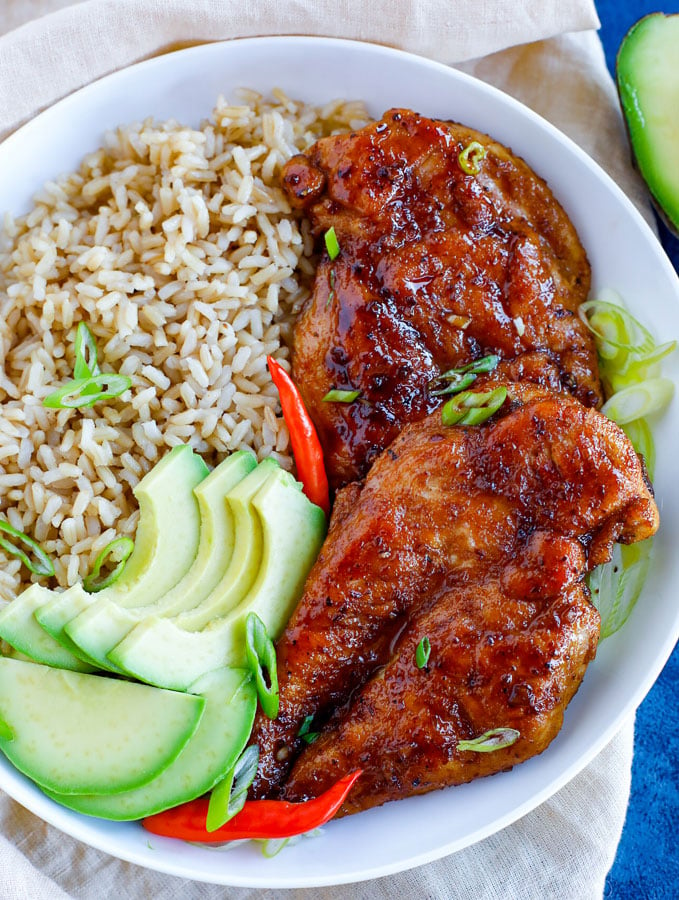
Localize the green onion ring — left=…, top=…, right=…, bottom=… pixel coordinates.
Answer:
left=245, top=612, right=279, bottom=719
left=322, top=389, right=361, bottom=403
left=324, top=227, right=340, bottom=260
left=457, top=727, right=520, bottom=753
left=578, top=300, right=655, bottom=354
left=206, top=745, right=259, bottom=832
left=0, top=519, right=54, bottom=577
left=73, top=322, right=101, bottom=380
left=297, top=714, right=320, bottom=745
left=441, top=386, right=507, bottom=426
left=622, top=418, right=655, bottom=478
left=430, top=355, right=500, bottom=396
left=43, top=373, right=132, bottom=409
left=415, top=636, right=431, bottom=669
left=589, top=539, right=653, bottom=639
left=600, top=378, right=674, bottom=425
left=82, top=537, right=135, bottom=593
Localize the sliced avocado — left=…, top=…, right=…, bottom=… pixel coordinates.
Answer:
left=0, top=657, right=204, bottom=795
left=36, top=445, right=208, bottom=670
left=617, top=13, right=679, bottom=234
left=109, top=466, right=326, bottom=691
left=61, top=451, right=256, bottom=669
left=43, top=667, right=256, bottom=820
left=0, top=585, right=96, bottom=672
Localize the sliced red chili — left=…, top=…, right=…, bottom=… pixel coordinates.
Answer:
left=142, top=770, right=361, bottom=842
left=267, top=356, right=330, bottom=517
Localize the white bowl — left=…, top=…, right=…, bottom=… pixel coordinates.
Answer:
left=0, top=36, right=678, bottom=888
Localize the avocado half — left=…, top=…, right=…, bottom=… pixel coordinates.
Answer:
left=617, top=13, right=679, bottom=236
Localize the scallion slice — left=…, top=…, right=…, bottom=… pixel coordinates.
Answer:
left=43, top=373, right=132, bottom=409
left=589, top=539, right=652, bottom=639
left=458, top=141, right=487, bottom=176
left=441, top=386, right=507, bottom=426
left=260, top=837, right=293, bottom=858
left=457, top=727, right=520, bottom=753
left=324, top=227, right=340, bottom=260
left=578, top=299, right=656, bottom=355
left=430, top=354, right=500, bottom=397
left=206, top=744, right=259, bottom=832
left=415, top=636, right=431, bottom=669
left=82, top=536, right=135, bottom=593
left=600, top=378, right=674, bottom=425
left=245, top=612, right=279, bottom=719
left=73, top=322, right=101, bottom=380
left=297, top=714, right=320, bottom=744
left=322, top=389, right=361, bottom=403
left=0, top=519, right=54, bottom=577
left=622, top=418, right=655, bottom=478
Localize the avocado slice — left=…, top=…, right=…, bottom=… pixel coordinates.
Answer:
left=109, top=466, right=326, bottom=691
left=617, top=13, right=679, bottom=234
left=61, top=451, right=257, bottom=669
left=43, top=667, right=256, bottom=820
left=0, top=657, right=204, bottom=795
left=35, top=445, right=208, bottom=669
left=107, top=460, right=276, bottom=682
left=0, top=585, right=96, bottom=672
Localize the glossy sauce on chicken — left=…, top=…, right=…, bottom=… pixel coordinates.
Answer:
left=283, top=109, right=601, bottom=488
left=250, top=384, right=658, bottom=805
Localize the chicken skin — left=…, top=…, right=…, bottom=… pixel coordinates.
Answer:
left=283, top=109, right=600, bottom=488
left=249, top=383, right=658, bottom=802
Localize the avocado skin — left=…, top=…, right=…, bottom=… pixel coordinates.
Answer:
left=616, top=13, right=679, bottom=236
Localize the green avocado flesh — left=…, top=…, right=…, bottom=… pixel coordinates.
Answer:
left=43, top=667, right=256, bottom=820
left=109, top=465, right=327, bottom=691
left=33, top=445, right=208, bottom=671
left=617, top=13, right=679, bottom=233
left=61, top=450, right=256, bottom=670
left=0, top=657, right=204, bottom=795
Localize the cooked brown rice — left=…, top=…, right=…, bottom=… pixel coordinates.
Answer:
left=0, top=90, right=369, bottom=601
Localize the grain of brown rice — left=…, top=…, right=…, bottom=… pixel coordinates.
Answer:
left=0, top=89, right=369, bottom=601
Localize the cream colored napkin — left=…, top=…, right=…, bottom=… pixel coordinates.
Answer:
left=0, top=1, right=643, bottom=898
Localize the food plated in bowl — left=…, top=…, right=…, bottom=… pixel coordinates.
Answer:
left=0, top=37, right=678, bottom=888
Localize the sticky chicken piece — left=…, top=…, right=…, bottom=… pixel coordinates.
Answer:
left=249, top=383, right=658, bottom=799
left=284, top=579, right=598, bottom=813
left=283, top=109, right=600, bottom=488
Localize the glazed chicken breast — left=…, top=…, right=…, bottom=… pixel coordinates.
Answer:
left=249, top=383, right=658, bottom=804
left=283, top=109, right=601, bottom=488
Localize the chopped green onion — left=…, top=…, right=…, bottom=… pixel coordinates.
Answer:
left=43, top=373, right=132, bottom=409
left=322, top=389, right=361, bottom=403
left=578, top=299, right=655, bottom=355
left=600, top=378, right=674, bottom=425
left=297, top=714, right=320, bottom=744
left=73, top=322, right=101, bottom=380
left=206, top=745, right=259, bottom=832
left=0, top=519, right=54, bottom=577
left=457, top=727, right=520, bottom=753
left=415, top=636, right=431, bottom=669
left=82, top=537, right=135, bottom=593
left=622, top=418, right=655, bottom=478
left=458, top=141, right=487, bottom=176
left=430, top=354, right=500, bottom=396
left=589, top=539, right=652, bottom=639
left=245, top=612, right=279, bottom=719
left=0, top=718, right=14, bottom=741
left=260, top=837, right=293, bottom=858
left=441, top=386, right=507, bottom=426
left=324, top=227, right=340, bottom=260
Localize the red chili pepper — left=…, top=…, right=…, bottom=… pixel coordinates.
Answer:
left=142, top=770, right=361, bottom=842
left=267, top=356, right=330, bottom=517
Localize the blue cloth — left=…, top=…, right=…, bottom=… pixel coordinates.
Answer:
left=595, top=1, right=679, bottom=896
